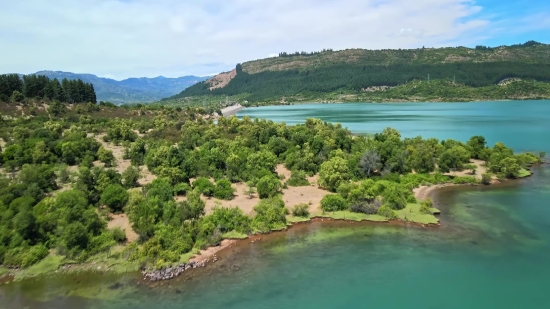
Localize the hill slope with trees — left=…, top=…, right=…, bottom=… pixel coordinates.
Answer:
left=163, top=41, right=550, bottom=105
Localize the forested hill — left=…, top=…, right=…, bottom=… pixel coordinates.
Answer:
left=30, top=71, right=210, bottom=104
left=165, top=41, right=550, bottom=104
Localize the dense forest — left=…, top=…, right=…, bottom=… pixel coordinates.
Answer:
left=164, top=42, right=550, bottom=104
left=0, top=74, right=97, bottom=104
left=170, top=62, right=550, bottom=102
left=0, top=101, right=543, bottom=275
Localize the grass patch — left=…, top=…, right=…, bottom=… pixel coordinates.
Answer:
left=180, top=249, right=201, bottom=263
left=318, top=211, right=388, bottom=222
left=222, top=230, right=249, bottom=239
left=14, top=255, right=65, bottom=281
left=518, top=168, right=532, bottom=178
left=396, top=203, right=439, bottom=225
left=286, top=215, right=312, bottom=223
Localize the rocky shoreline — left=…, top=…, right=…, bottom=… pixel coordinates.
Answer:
left=141, top=256, right=219, bottom=282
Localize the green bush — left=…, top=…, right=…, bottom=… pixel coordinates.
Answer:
left=320, top=194, right=348, bottom=212
left=21, top=244, right=49, bottom=268
left=286, top=170, right=310, bottom=187
left=481, top=173, right=492, bottom=185
left=420, top=199, right=434, bottom=214
left=100, top=184, right=129, bottom=212
left=257, top=174, right=282, bottom=199
left=173, top=182, right=191, bottom=196
left=377, top=205, right=398, bottom=219
left=252, top=197, right=288, bottom=233
left=292, top=203, right=310, bottom=217
left=122, top=166, right=141, bottom=188
left=192, top=177, right=215, bottom=197
left=214, top=179, right=235, bottom=200
left=111, top=227, right=127, bottom=243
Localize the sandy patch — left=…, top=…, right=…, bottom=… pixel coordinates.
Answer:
left=189, top=239, right=236, bottom=263
left=138, top=165, right=157, bottom=186
left=107, top=213, right=139, bottom=243
left=276, top=164, right=291, bottom=180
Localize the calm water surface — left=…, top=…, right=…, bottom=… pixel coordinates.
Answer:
left=2, top=101, right=550, bottom=309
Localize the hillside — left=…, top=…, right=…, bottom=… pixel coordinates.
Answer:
left=34, top=71, right=210, bottom=104
left=164, top=41, right=550, bottom=105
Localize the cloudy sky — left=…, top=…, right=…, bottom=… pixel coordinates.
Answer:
left=0, top=0, right=548, bottom=79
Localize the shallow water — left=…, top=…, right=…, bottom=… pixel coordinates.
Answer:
left=2, top=101, right=550, bottom=309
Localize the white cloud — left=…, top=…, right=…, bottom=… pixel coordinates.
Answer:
left=0, top=0, right=541, bottom=79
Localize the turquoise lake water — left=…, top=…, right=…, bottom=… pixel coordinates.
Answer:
left=2, top=101, right=550, bottom=309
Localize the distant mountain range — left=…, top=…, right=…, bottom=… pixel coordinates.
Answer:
left=32, top=71, right=210, bottom=104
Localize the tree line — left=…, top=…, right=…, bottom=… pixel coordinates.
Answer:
left=278, top=49, right=334, bottom=57
left=0, top=74, right=97, bottom=104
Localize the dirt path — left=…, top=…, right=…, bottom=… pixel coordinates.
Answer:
left=107, top=213, right=139, bottom=243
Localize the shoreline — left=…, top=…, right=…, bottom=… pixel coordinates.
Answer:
left=240, top=98, right=550, bottom=109
left=0, top=167, right=539, bottom=284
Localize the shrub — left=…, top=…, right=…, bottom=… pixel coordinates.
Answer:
left=377, top=205, right=398, bottom=219
left=256, top=174, right=282, bottom=199
left=382, top=185, right=408, bottom=210
left=320, top=194, right=348, bottom=212
left=122, top=166, right=141, bottom=188
left=111, top=228, right=127, bottom=243
left=214, top=179, right=235, bottom=200
left=481, top=173, right=492, bottom=185
left=173, top=182, right=191, bottom=196
left=192, top=177, right=215, bottom=197
left=292, top=203, right=310, bottom=217
left=350, top=199, right=381, bottom=215
left=252, top=197, right=287, bottom=233
left=420, top=199, right=434, bottom=214
left=97, top=146, right=115, bottom=167
left=286, top=170, right=310, bottom=187
left=100, top=184, right=129, bottom=212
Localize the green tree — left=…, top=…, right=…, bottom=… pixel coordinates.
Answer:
left=256, top=174, right=282, bottom=199
left=122, top=166, right=141, bottom=188
left=318, top=156, right=350, bottom=192
left=320, top=194, right=348, bottom=212
left=251, top=197, right=287, bottom=233
left=100, top=184, right=129, bottom=212
left=214, top=178, right=235, bottom=200
left=500, top=157, right=520, bottom=178
left=97, top=147, right=115, bottom=167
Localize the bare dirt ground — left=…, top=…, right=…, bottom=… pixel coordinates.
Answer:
left=189, top=239, right=236, bottom=263
left=443, top=159, right=487, bottom=180
left=207, top=69, right=236, bottom=90
left=107, top=213, right=139, bottom=243
left=179, top=165, right=329, bottom=215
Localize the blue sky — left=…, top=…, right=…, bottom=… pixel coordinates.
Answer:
left=0, top=0, right=548, bottom=79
